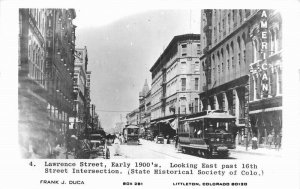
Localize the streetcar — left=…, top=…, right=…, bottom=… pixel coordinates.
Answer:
left=178, top=110, right=236, bottom=158
left=123, top=125, right=140, bottom=145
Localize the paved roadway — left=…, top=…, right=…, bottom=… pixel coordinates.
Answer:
left=102, top=139, right=280, bottom=160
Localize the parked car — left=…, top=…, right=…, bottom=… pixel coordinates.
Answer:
left=146, top=133, right=154, bottom=141
left=156, top=133, right=164, bottom=144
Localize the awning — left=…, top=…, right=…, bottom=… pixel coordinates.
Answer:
left=185, top=113, right=236, bottom=122
left=249, top=106, right=282, bottom=114
left=126, top=125, right=139, bottom=129
left=158, top=118, right=174, bottom=124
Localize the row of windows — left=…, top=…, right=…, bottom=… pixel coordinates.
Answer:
left=47, top=104, right=68, bottom=121
left=212, top=10, right=251, bottom=41
left=201, top=10, right=253, bottom=45
left=28, top=34, right=45, bottom=86
left=29, top=9, right=46, bottom=37
left=181, top=43, right=201, bottom=57
left=180, top=78, right=199, bottom=91
left=252, top=28, right=281, bottom=62
left=203, top=33, right=247, bottom=85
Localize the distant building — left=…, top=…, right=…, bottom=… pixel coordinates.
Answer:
left=71, top=46, right=88, bottom=134
left=85, top=71, right=92, bottom=128
left=149, top=34, right=201, bottom=137
left=86, top=71, right=91, bottom=109
left=138, top=79, right=151, bottom=134
left=114, top=122, right=126, bottom=134
left=126, top=109, right=139, bottom=125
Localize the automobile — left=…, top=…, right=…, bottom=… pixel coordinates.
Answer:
left=89, top=134, right=110, bottom=159
left=146, top=134, right=154, bottom=141
left=156, top=133, right=164, bottom=144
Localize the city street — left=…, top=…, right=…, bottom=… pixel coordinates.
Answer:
left=17, top=9, right=283, bottom=161
left=102, top=139, right=281, bottom=160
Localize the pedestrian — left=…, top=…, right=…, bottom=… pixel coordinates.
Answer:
left=114, top=136, right=121, bottom=156
left=275, top=134, right=282, bottom=150
left=267, top=133, right=273, bottom=148
left=166, top=135, right=170, bottom=144
left=175, top=135, right=178, bottom=148
left=252, top=136, right=258, bottom=150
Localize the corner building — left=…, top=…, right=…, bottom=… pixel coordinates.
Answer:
left=199, top=9, right=282, bottom=147
left=150, top=34, right=201, bottom=137
left=19, top=9, right=76, bottom=158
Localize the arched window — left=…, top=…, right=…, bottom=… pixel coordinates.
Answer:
left=252, top=38, right=260, bottom=62
left=221, top=48, right=224, bottom=72
left=212, top=54, right=215, bottom=82
left=226, top=45, right=230, bottom=70
left=227, top=11, right=231, bottom=32
left=233, top=10, right=236, bottom=25
left=274, top=29, right=279, bottom=52
left=203, top=35, right=206, bottom=47
left=217, top=51, right=222, bottom=73
left=245, top=9, right=251, bottom=18
left=230, top=41, right=234, bottom=68
left=203, top=13, right=207, bottom=26
left=269, top=29, right=275, bottom=54
left=242, top=33, right=246, bottom=64
left=33, top=48, right=36, bottom=63
left=252, top=75, right=257, bottom=101
left=239, top=9, right=243, bottom=24
left=237, top=37, right=241, bottom=65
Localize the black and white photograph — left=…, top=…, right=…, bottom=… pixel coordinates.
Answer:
left=1, top=0, right=300, bottom=189
left=18, top=8, right=282, bottom=160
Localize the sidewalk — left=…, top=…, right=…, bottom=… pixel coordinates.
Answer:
left=232, top=145, right=281, bottom=157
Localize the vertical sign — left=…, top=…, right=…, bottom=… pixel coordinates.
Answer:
left=45, top=10, right=54, bottom=79
left=259, top=10, right=269, bottom=98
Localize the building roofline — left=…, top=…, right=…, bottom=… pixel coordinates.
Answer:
left=149, top=33, right=200, bottom=72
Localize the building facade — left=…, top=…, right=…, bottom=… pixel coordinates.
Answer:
left=138, top=80, right=151, bottom=134
left=150, top=34, right=201, bottom=137
left=248, top=10, right=282, bottom=147
left=71, top=46, right=89, bottom=135
left=126, top=109, right=139, bottom=125
left=19, top=9, right=76, bottom=158
left=199, top=9, right=282, bottom=147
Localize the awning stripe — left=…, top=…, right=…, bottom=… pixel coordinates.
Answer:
left=249, top=106, right=282, bottom=114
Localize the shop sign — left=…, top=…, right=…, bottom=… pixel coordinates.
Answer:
left=260, top=10, right=269, bottom=98
left=249, top=10, right=269, bottom=98
left=45, top=14, right=54, bottom=79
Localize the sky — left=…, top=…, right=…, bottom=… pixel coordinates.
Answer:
left=74, top=9, right=201, bottom=131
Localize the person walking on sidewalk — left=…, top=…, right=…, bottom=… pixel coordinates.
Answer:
left=114, top=135, right=121, bottom=156
left=252, top=136, right=258, bottom=150
left=275, top=134, right=282, bottom=150
left=174, top=134, right=178, bottom=148
left=267, top=134, right=273, bottom=148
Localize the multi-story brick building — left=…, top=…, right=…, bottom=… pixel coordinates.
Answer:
left=19, top=9, right=76, bottom=158
left=199, top=9, right=282, bottom=147
left=150, top=34, right=201, bottom=137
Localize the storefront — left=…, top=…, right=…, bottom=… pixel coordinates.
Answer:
left=249, top=96, right=282, bottom=148
left=150, top=115, right=176, bottom=138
